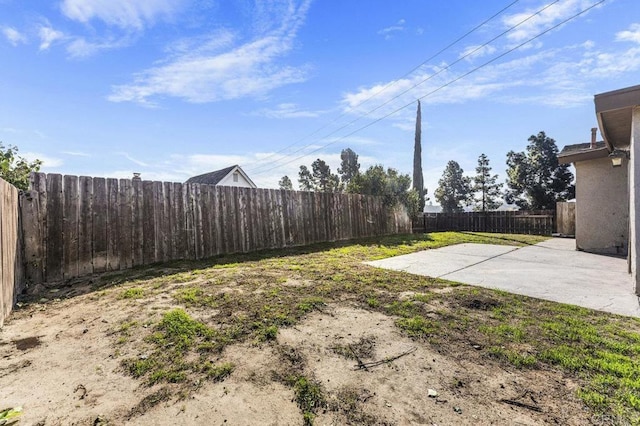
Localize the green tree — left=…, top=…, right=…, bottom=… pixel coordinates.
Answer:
left=298, top=165, right=314, bottom=191
left=472, top=153, right=503, bottom=212
left=349, top=165, right=421, bottom=218
left=311, top=158, right=341, bottom=192
left=435, top=160, right=471, bottom=213
left=298, top=160, right=341, bottom=192
left=505, top=131, right=574, bottom=210
left=0, top=143, right=42, bottom=191
left=413, top=100, right=425, bottom=212
left=338, top=148, right=360, bottom=186
left=278, top=175, right=293, bottom=190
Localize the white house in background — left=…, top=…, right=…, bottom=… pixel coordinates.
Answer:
left=185, top=165, right=257, bottom=188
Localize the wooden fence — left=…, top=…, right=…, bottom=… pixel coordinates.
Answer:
left=412, top=210, right=556, bottom=235
left=0, top=178, right=23, bottom=327
left=556, top=202, right=576, bottom=236
left=21, top=173, right=411, bottom=286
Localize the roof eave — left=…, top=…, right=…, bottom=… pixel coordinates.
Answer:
left=558, top=147, right=609, bottom=164
left=595, top=84, right=640, bottom=150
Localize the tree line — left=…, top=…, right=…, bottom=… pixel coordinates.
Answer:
left=435, top=131, right=574, bottom=212
left=278, top=148, right=423, bottom=217
left=280, top=131, right=575, bottom=216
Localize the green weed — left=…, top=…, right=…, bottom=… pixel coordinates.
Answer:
left=488, top=346, right=537, bottom=368
left=296, top=297, right=325, bottom=314
left=396, top=315, right=439, bottom=338
left=121, top=288, right=144, bottom=299
left=151, top=309, right=213, bottom=352
left=288, top=375, right=326, bottom=426
left=202, top=362, right=235, bottom=382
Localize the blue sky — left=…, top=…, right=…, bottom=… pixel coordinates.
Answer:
left=1, top=0, right=640, bottom=200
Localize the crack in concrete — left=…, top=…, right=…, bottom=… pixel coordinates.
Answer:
left=438, top=246, right=521, bottom=279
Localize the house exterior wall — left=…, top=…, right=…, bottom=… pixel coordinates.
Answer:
left=631, top=106, right=640, bottom=294
left=575, top=156, right=629, bottom=255
left=217, top=171, right=254, bottom=188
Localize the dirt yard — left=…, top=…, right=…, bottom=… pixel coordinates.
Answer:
left=1, top=233, right=638, bottom=425
left=2, top=298, right=587, bottom=426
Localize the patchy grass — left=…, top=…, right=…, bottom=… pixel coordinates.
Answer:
left=121, top=287, right=144, bottom=299
left=288, top=375, right=326, bottom=426
left=96, top=232, right=640, bottom=425
left=202, top=361, right=235, bottom=382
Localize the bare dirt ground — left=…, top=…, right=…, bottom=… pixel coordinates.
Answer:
left=2, top=292, right=589, bottom=425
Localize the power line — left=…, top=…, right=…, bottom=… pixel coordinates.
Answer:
left=251, top=0, right=605, bottom=177
left=243, top=0, right=521, bottom=173
left=248, top=0, right=559, bottom=175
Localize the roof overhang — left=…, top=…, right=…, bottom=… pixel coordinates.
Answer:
left=558, top=146, right=609, bottom=165
left=595, top=84, right=640, bottom=151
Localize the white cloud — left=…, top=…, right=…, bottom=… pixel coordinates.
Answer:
left=253, top=103, right=322, bottom=119
left=62, top=151, right=91, bottom=157
left=459, top=44, right=497, bottom=61
left=118, top=152, right=149, bottom=167
left=329, top=136, right=380, bottom=146
left=340, top=23, right=640, bottom=116
left=22, top=152, right=63, bottom=168
left=2, top=26, right=27, bottom=46
left=103, top=170, right=185, bottom=182
left=502, top=0, right=602, bottom=43
left=378, top=19, right=406, bottom=39
left=340, top=61, right=522, bottom=121
left=60, top=0, right=183, bottom=30
left=108, top=0, right=312, bottom=105
left=587, top=47, right=640, bottom=78
left=38, top=25, right=65, bottom=50
left=66, top=36, right=131, bottom=58
left=616, top=23, right=640, bottom=44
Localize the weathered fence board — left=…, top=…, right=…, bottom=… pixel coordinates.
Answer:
left=132, top=179, right=143, bottom=267
left=78, top=176, right=93, bottom=276
left=556, top=202, right=576, bottom=236
left=46, top=174, right=64, bottom=282
left=20, top=173, right=411, bottom=286
left=413, top=210, right=556, bottom=235
left=107, top=178, right=120, bottom=271
left=92, top=178, right=107, bottom=273
left=63, top=175, right=79, bottom=278
left=0, top=178, right=23, bottom=326
left=119, top=179, right=133, bottom=270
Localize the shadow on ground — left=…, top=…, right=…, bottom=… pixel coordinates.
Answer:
left=18, top=233, right=436, bottom=304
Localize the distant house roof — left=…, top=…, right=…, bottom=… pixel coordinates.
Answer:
left=558, top=141, right=609, bottom=164
left=185, top=165, right=257, bottom=188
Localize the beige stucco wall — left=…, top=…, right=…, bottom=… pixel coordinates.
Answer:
left=575, top=156, right=628, bottom=255
left=630, top=106, right=640, bottom=294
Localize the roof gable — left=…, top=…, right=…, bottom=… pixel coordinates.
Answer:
left=186, top=165, right=236, bottom=185
left=185, top=165, right=257, bottom=188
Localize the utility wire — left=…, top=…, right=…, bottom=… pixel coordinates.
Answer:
left=243, top=0, right=520, bottom=173
left=247, top=0, right=558, bottom=175
left=251, top=0, right=605, bottom=177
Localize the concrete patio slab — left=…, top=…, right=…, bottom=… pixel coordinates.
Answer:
left=366, top=238, right=640, bottom=318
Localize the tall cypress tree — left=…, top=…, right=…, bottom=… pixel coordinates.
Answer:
left=412, top=100, right=425, bottom=212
